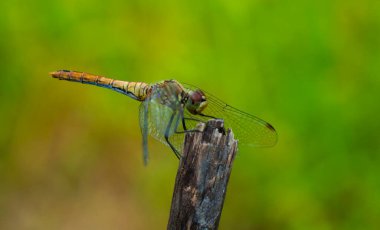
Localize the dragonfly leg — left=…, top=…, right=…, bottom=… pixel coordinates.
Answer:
left=199, top=113, right=218, bottom=119
left=184, top=117, right=204, bottom=122
left=175, top=128, right=202, bottom=134
left=175, top=129, right=202, bottom=134
left=176, top=113, right=203, bottom=134
left=164, top=112, right=181, bottom=159
left=182, top=115, right=187, bottom=130
left=183, top=116, right=207, bottom=131
left=175, top=118, right=202, bottom=133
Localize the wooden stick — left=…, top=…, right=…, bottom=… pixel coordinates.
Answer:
left=167, top=119, right=238, bottom=230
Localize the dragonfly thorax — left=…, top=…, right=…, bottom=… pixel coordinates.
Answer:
left=185, top=90, right=208, bottom=115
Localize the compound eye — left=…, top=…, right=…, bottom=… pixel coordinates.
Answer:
left=190, top=90, right=205, bottom=104
left=186, top=90, right=208, bottom=114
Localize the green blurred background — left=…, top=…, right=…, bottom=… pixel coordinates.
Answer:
left=0, top=0, right=379, bottom=229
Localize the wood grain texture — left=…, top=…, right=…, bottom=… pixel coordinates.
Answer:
left=168, top=119, right=238, bottom=230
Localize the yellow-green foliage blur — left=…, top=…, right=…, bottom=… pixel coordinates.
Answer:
left=0, top=0, right=379, bottom=229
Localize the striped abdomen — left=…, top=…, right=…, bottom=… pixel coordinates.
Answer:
left=50, top=70, right=150, bottom=101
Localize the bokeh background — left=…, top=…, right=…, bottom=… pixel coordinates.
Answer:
left=0, top=0, right=379, bottom=229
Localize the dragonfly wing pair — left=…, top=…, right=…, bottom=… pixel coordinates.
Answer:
left=139, top=82, right=278, bottom=164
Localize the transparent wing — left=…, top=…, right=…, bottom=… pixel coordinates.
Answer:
left=183, top=84, right=278, bottom=147
left=139, top=93, right=185, bottom=155
left=139, top=99, right=149, bottom=165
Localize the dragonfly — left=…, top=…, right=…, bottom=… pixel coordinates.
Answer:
left=50, top=70, right=277, bottom=164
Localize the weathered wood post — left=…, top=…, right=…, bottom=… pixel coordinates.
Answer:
left=167, top=119, right=238, bottom=230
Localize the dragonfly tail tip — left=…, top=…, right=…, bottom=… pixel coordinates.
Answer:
left=49, top=71, right=60, bottom=78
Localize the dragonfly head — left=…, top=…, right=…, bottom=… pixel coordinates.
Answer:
left=186, top=90, right=208, bottom=115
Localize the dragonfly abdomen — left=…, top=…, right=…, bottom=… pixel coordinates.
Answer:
left=50, top=70, right=150, bottom=101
